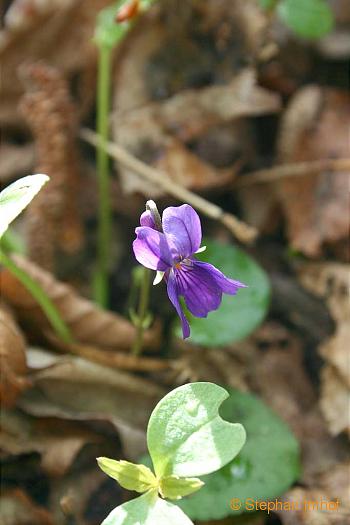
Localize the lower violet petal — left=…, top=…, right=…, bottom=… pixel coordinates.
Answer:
left=193, top=260, right=247, bottom=294
left=177, top=263, right=222, bottom=318
left=166, top=270, right=190, bottom=339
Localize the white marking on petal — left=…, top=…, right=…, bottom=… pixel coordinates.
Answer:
left=195, top=245, right=206, bottom=254
left=153, top=270, right=165, bottom=285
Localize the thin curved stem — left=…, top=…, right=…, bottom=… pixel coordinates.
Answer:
left=94, top=45, right=112, bottom=308
left=131, top=267, right=151, bottom=356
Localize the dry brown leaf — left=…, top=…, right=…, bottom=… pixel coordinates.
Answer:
left=0, top=0, right=114, bottom=125
left=114, top=71, right=280, bottom=195
left=276, top=86, right=350, bottom=257
left=154, top=139, right=240, bottom=190
left=276, top=462, right=350, bottom=525
left=298, top=262, right=350, bottom=436
left=0, top=303, right=30, bottom=408
left=0, top=489, right=53, bottom=525
left=240, top=322, right=347, bottom=484
left=19, top=351, right=165, bottom=459
left=112, top=0, right=277, bottom=195
left=0, top=254, right=160, bottom=352
left=19, top=62, right=84, bottom=270
left=0, top=408, right=100, bottom=477
left=320, top=365, right=350, bottom=437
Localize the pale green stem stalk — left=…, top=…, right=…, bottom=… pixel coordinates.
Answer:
left=0, top=250, right=72, bottom=344
left=131, top=267, right=151, bottom=356
left=94, top=44, right=112, bottom=308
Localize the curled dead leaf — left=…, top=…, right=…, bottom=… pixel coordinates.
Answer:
left=0, top=254, right=160, bottom=352
left=0, top=409, right=100, bottom=477
left=20, top=350, right=165, bottom=459
left=276, top=86, right=350, bottom=257
left=298, top=262, right=350, bottom=436
left=0, top=489, right=53, bottom=525
left=0, top=303, right=30, bottom=408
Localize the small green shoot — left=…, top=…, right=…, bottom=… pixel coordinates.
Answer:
left=0, top=175, right=72, bottom=343
left=98, top=382, right=246, bottom=525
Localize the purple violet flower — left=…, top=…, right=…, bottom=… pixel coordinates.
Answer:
left=133, top=204, right=246, bottom=339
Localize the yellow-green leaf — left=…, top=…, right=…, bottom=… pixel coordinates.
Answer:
left=159, top=475, right=204, bottom=500
left=97, top=458, right=157, bottom=493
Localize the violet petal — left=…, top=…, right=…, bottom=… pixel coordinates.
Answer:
left=140, top=210, right=156, bottom=229
left=194, top=260, right=247, bottom=294
left=166, top=270, right=190, bottom=339
left=162, top=204, right=202, bottom=258
left=133, top=227, right=173, bottom=271
left=176, top=262, right=223, bottom=318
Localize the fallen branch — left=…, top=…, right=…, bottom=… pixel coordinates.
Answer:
left=235, top=158, right=350, bottom=187
left=80, top=128, right=258, bottom=244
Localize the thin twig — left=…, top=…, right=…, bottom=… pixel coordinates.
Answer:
left=235, top=158, right=350, bottom=188
left=80, top=128, right=258, bottom=243
left=48, top=333, right=171, bottom=372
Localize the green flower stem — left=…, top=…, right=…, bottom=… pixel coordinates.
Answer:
left=0, top=249, right=72, bottom=344
left=132, top=267, right=151, bottom=356
left=94, top=44, right=112, bottom=308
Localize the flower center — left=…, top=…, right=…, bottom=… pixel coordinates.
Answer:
left=174, top=258, right=193, bottom=271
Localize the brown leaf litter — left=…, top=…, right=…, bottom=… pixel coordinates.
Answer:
left=276, top=462, right=350, bottom=525
left=0, top=0, right=114, bottom=126
left=0, top=488, right=53, bottom=525
left=20, top=348, right=165, bottom=459
left=19, top=62, right=84, bottom=271
left=298, top=262, right=350, bottom=437
left=0, top=408, right=101, bottom=477
left=0, top=254, right=160, bottom=353
left=276, top=86, right=350, bottom=257
left=0, top=303, right=30, bottom=408
left=112, top=0, right=280, bottom=196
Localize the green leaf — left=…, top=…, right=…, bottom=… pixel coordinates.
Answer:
left=102, top=490, right=194, bottom=525
left=177, top=389, right=301, bottom=521
left=159, top=475, right=204, bottom=500
left=147, top=382, right=246, bottom=478
left=0, top=174, right=49, bottom=239
left=277, top=0, right=334, bottom=39
left=94, top=1, right=131, bottom=49
left=178, top=239, right=270, bottom=346
left=258, top=0, right=277, bottom=10
left=97, top=458, right=157, bottom=493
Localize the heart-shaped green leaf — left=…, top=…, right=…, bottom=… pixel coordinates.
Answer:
left=177, top=389, right=301, bottom=521
left=97, top=458, right=157, bottom=493
left=159, top=475, right=204, bottom=500
left=179, top=240, right=270, bottom=346
left=278, top=0, right=334, bottom=39
left=102, top=490, right=194, bottom=525
left=147, top=382, right=246, bottom=478
left=0, top=174, right=49, bottom=239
